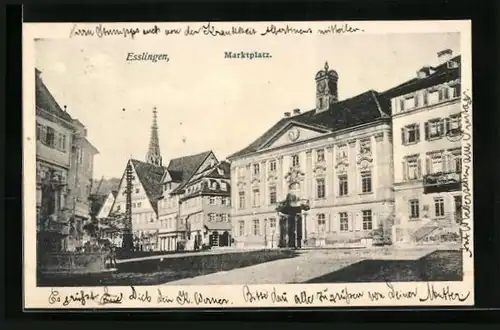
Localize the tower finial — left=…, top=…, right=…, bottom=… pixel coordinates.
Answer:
left=324, top=61, right=329, bottom=72
left=146, top=106, right=162, bottom=166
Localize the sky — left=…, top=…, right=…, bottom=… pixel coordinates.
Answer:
left=35, top=31, right=460, bottom=179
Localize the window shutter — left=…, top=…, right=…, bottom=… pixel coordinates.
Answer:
left=402, top=161, right=408, bottom=181
left=417, top=158, right=422, bottom=178
left=349, top=213, right=354, bottom=232
left=415, top=124, right=421, bottom=142
left=356, top=212, right=363, bottom=231
left=426, top=156, right=431, bottom=175
left=401, top=128, right=406, bottom=145
left=439, top=119, right=445, bottom=137
left=444, top=117, right=451, bottom=135
left=424, top=122, right=429, bottom=140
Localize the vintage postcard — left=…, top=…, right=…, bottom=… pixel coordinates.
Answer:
left=23, top=20, right=473, bottom=309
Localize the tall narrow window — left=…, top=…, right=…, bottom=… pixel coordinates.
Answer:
left=404, top=156, right=421, bottom=180
left=36, top=123, right=42, bottom=141
left=317, top=214, right=326, bottom=232
left=238, top=220, right=245, bottom=236
left=434, top=197, right=445, bottom=217
left=269, top=160, right=277, bottom=172
left=338, top=175, right=348, bottom=196
left=452, top=84, right=461, bottom=98
left=253, top=164, right=260, bottom=176
left=316, top=178, right=326, bottom=199
left=238, top=191, right=245, bottom=209
left=361, top=171, right=372, bottom=193
left=291, top=154, right=300, bottom=167
left=252, top=189, right=260, bottom=207
left=46, top=126, right=55, bottom=147
left=269, top=186, right=277, bottom=205
left=339, top=212, right=349, bottom=231
left=362, top=210, right=373, bottom=230
left=252, top=219, right=260, bottom=236
left=409, top=199, right=420, bottom=219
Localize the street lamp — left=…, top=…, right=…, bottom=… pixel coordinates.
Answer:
left=302, top=210, right=308, bottom=247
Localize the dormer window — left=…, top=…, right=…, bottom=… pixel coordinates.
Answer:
left=220, top=182, right=227, bottom=191
left=211, top=182, right=218, bottom=190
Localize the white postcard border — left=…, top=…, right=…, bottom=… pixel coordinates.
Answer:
left=23, top=20, right=474, bottom=309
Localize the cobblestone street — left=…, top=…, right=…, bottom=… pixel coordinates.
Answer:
left=166, top=246, right=457, bottom=285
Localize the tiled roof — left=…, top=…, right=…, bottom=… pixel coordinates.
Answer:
left=168, top=151, right=212, bottom=194
left=383, top=55, right=461, bottom=100
left=227, top=90, right=390, bottom=159
left=205, top=161, right=231, bottom=179
left=35, top=69, right=74, bottom=123
left=89, top=194, right=108, bottom=215
left=130, top=159, right=166, bottom=214
left=129, top=151, right=214, bottom=210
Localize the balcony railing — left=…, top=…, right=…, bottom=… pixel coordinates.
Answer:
left=423, top=171, right=461, bottom=194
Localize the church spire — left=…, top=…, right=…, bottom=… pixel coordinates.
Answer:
left=146, top=106, right=162, bottom=166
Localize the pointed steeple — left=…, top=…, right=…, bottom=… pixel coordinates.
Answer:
left=146, top=106, right=162, bottom=166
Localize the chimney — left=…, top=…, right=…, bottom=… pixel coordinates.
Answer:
left=293, top=108, right=301, bottom=115
left=437, top=49, right=453, bottom=65
left=284, top=112, right=291, bottom=118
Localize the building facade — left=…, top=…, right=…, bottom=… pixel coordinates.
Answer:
left=384, top=49, right=462, bottom=244
left=228, top=62, right=395, bottom=249
left=110, top=109, right=232, bottom=251
left=35, top=68, right=99, bottom=252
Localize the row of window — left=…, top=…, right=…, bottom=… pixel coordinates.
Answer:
left=236, top=210, right=374, bottom=236
left=238, top=172, right=372, bottom=209
left=403, top=149, right=461, bottom=181
left=397, top=83, right=460, bottom=113
left=208, top=196, right=231, bottom=206
left=208, top=213, right=230, bottom=222
left=131, top=212, right=156, bottom=224
left=401, top=113, right=461, bottom=145
left=408, top=196, right=461, bottom=219
left=36, top=123, right=68, bottom=153
left=248, top=141, right=373, bottom=177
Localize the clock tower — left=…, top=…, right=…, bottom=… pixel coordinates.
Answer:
left=315, top=61, right=339, bottom=114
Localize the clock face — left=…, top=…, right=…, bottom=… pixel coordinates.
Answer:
left=288, top=127, right=300, bottom=142
left=317, top=80, right=326, bottom=93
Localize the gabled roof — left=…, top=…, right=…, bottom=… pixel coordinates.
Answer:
left=167, top=151, right=213, bottom=194
left=227, top=90, right=390, bottom=160
left=35, top=69, right=74, bottom=124
left=383, top=55, right=461, bottom=100
left=205, top=161, right=231, bottom=179
left=130, top=159, right=166, bottom=214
